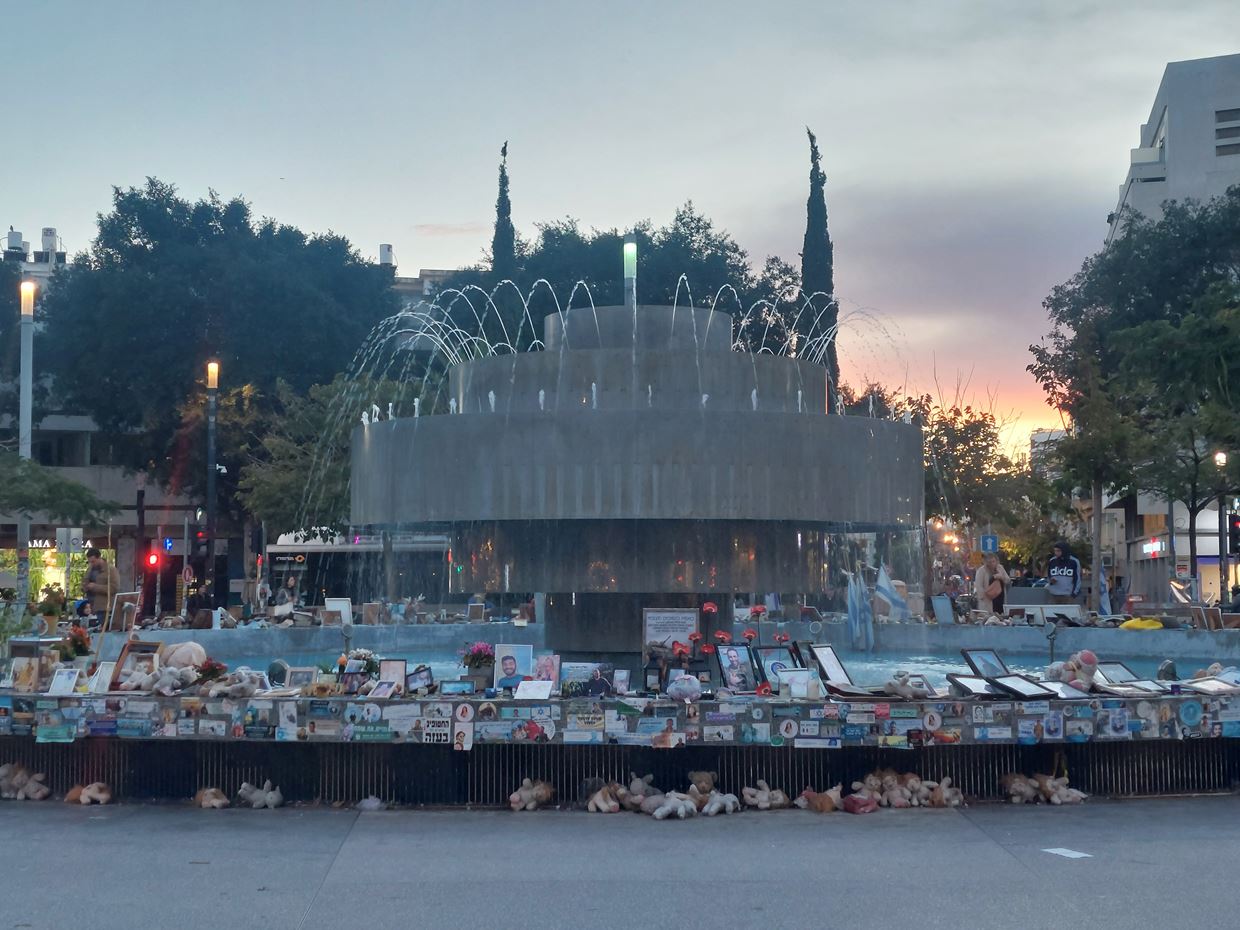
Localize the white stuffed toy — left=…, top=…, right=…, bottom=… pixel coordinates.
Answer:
left=508, top=778, right=553, bottom=811
left=742, top=779, right=790, bottom=810
left=621, top=772, right=658, bottom=811
left=883, top=671, right=933, bottom=700
left=701, top=790, right=741, bottom=815
left=1000, top=773, right=1040, bottom=804
left=237, top=779, right=283, bottom=809
left=652, top=791, right=698, bottom=820
left=162, top=642, right=207, bottom=669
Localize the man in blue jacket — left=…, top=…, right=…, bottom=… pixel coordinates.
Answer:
left=1046, top=541, right=1082, bottom=605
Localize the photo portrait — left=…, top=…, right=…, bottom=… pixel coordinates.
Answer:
left=493, top=644, right=534, bottom=689
left=716, top=643, right=758, bottom=691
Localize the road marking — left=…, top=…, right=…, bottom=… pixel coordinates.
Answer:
left=1042, top=847, right=1092, bottom=859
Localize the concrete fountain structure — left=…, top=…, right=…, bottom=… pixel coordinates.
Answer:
left=351, top=286, right=924, bottom=662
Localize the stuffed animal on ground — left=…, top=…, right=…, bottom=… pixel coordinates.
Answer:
left=899, top=773, right=931, bottom=807
left=688, top=770, right=717, bottom=796
left=509, top=778, right=554, bottom=811
left=1032, top=773, right=1087, bottom=805
left=162, top=642, right=207, bottom=669
left=999, top=773, right=1040, bottom=804
left=795, top=784, right=843, bottom=813
left=237, top=779, right=283, bottom=809
left=883, top=671, right=934, bottom=700
left=842, top=793, right=879, bottom=814
left=193, top=787, right=230, bottom=809
left=620, top=772, right=657, bottom=811
left=701, top=789, right=742, bottom=816
left=0, top=763, right=25, bottom=798
left=878, top=771, right=912, bottom=809
left=925, top=776, right=964, bottom=808
left=652, top=791, right=698, bottom=820
left=587, top=783, right=621, bottom=813
left=742, top=779, right=791, bottom=810
left=14, top=770, right=51, bottom=801
left=665, top=675, right=702, bottom=703
left=639, top=792, right=668, bottom=815
left=849, top=771, right=883, bottom=801
left=354, top=796, right=387, bottom=812
left=77, top=782, right=111, bottom=805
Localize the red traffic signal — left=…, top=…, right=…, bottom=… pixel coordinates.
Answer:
left=146, top=551, right=160, bottom=568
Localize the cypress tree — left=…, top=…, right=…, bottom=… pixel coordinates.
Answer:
left=800, top=127, right=838, bottom=404
left=491, top=141, right=517, bottom=282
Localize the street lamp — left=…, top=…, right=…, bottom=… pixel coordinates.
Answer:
left=623, top=234, right=637, bottom=314
left=16, top=281, right=35, bottom=609
left=1217, top=451, right=1230, bottom=602
left=205, top=361, right=219, bottom=607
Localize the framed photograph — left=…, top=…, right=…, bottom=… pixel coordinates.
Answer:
left=1095, top=661, right=1137, bottom=684
left=406, top=665, right=434, bottom=691
left=47, top=667, right=81, bottom=696
left=368, top=681, right=398, bottom=700
left=467, top=602, right=486, bottom=621
left=961, top=648, right=1009, bottom=678
left=107, top=592, right=141, bottom=632
left=323, top=597, right=353, bottom=626
left=906, top=673, right=942, bottom=698
left=339, top=672, right=367, bottom=695
left=778, top=668, right=814, bottom=698
left=561, top=662, right=614, bottom=697
left=439, top=680, right=476, bottom=695
left=613, top=669, right=631, bottom=694
left=1124, top=679, right=1170, bottom=693
left=111, top=640, right=162, bottom=690
left=0, top=659, right=11, bottom=689
left=810, top=644, right=852, bottom=685
left=753, top=645, right=799, bottom=687
left=379, top=659, right=407, bottom=688
left=10, top=657, right=39, bottom=693
left=1181, top=677, right=1240, bottom=696
left=642, top=607, right=699, bottom=651
left=989, top=674, right=1056, bottom=699
left=715, top=642, right=758, bottom=692
left=946, top=673, right=1003, bottom=697
left=362, top=602, right=383, bottom=625
left=514, top=680, right=553, bottom=700
left=286, top=667, right=319, bottom=689
left=1041, top=680, right=1091, bottom=700
left=532, top=654, right=561, bottom=691
left=493, top=644, right=533, bottom=689
left=88, top=662, right=116, bottom=694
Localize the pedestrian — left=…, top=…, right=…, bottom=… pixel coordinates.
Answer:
left=1046, top=541, right=1082, bottom=605
left=974, top=553, right=1010, bottom=615
left=81, top=547, right=120, bottom=628
left=276, top=575, right=300, bottom=607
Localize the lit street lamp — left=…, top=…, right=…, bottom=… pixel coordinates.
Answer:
left=1217, top=451, right=1230, bottom=602
left=206, top=361, right=219, bottom=607
left=17, top=280, right=35, bottom=609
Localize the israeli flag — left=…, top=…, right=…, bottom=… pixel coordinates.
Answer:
left=1099, top=571, right=1112, bottom=616
left=875, top=564, right=909, bottom=621
left=846, top=572, right=876, bottom=652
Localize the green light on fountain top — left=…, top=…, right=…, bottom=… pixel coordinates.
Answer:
left=623, top=237, right=637, bottom=279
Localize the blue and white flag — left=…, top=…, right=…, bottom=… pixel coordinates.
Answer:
left=846, top=571, right=876, bottom=652
left=875, top=564, right=909, bottom=622
left=1099, top=571, right=1112, bottom=616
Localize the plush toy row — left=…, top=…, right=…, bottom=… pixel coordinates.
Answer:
left=845, top=769, right=964, bottom=810
left=999, top=772, right=1087, bottom=805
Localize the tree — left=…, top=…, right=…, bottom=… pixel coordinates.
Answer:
left=490, top=142, right=517, bottom=281
left=0, top=450, right=119, bottom=525
left=800, top=127, right=838, bottom=399
left=39, top=178, right=401, bottom=494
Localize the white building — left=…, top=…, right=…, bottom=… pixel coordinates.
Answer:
left=1107, top=53, right=1240, bottom=242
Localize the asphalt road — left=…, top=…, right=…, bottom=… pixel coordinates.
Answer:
left=1, top=795, right=1234, bottom=929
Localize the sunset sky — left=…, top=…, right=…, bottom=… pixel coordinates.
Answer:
left=6, top=1, right=1238, bottom=451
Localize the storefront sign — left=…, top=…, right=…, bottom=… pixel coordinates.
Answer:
left=1141, top=538, right=1165, bottom=556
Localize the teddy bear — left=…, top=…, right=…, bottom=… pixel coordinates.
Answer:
left=193, top=787, right=230, bottom=809
left=883, top=671, right=933, bottom=700
left=701, top=789, right=742, bottom=816
left=652, top=791, right=699, bottom=820
left=237, top=779, right=283, bottom=809
left=118, top=667, right=151, bottom=692
left=208, top=668, right=265, bottom=699
left=741, top=779, right=789, bottom=810
left=1052, top=650, right=1098, bottom=691
left=1192, top=662, right=1224, bottom=680
left=150, top=666, right=189, bottom=696
left=509, top=778, right=554, bottom=811
left=620, top=772, right=658, bottom=811
left=925, top=776, right=964, bottom=808
left=0, top=763, right=24, bottom=799
left=1000, top=773, right=1040, bottom=804
left=162, top=642, right=207, bottom=669
left=795, top=784, right=843, bottom=813
left=878, top=771, right=912, bottom=809
left=1032, top=774, right=1087, bottom=805
left=688, top=770, right=717, bottom=796
left=842, top=793, right=879, bottom=814
left=78, top=782, right=111, bottom=805
left=587, top=783, right=621, bottom=813
left=14, top=770, right=51, bottom=801
left=849, top=771, right=883, bottom=801
left=639, top=791, right=668, bottom=815
left=899, top=773, right=931, bottom=807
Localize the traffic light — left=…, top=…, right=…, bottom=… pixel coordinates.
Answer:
left=194, top=528, right=209, bottom=557
left=1230, top=513, right=1240, bottom=555
left=146, top=548, right=161, bottom=569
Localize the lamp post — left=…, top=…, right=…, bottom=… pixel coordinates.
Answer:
left=623, top=234, right=637, bottom=315
left=205, top=361, right=219, bottom=607
left=1217, top=450, right=1229, bottom=602
left=17, top=280, right=35, bottom=610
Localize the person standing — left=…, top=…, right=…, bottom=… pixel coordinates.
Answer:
left=1046, top=541, right=1082, bottom=605
left=974, top=553, right=1011, bottom=615
left=81, top=547, right=120, bottom=627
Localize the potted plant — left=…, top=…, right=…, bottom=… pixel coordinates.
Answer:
left=53, top=625, right=92, bottom=669
left=35, top=583, right=66, bottom=627
left=461, top=641, right=495, bottom=690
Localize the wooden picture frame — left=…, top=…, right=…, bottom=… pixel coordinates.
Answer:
left=362, top=602, right=383, bottom=625
left=111, top=640, right=162, bottom=690
left=961, top=648, right=1009, bottom=678
left=989, top=674, right=1056, bottom=699
left=946, top=673, right=1003, bottom=697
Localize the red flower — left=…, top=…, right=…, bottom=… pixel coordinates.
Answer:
left=749, top=604, right=767, bottom=615
left=756, top=682, right=773, bottom=696
left=672, top=641, right=690, bottom=657
left=714, top=631, right=732, bottom=644
left=701, top=644, right=716, bottom=655
left=688, top=631, right=703, bottom=643
left=743, top=628, right=758, bottom=641
left=773, top=632, right=790, bottom=644
left=702, top=602, right=718, bottom=614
